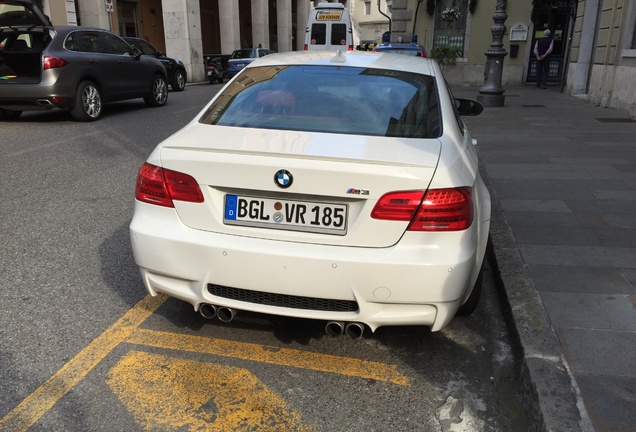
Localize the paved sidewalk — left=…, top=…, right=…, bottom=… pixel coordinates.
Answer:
left=453, top=86, right=636, bottom=432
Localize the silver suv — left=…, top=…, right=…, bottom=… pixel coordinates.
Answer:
left=0, top=0, right=168, bottom=121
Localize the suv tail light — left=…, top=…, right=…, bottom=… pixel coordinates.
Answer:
left=135, top=163, right=203, bottom=208
left=43, top=56, right=68, bottom=70
left=371, top=187, right=473, bottom=231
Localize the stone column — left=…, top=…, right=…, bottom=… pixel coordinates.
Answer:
left=218, top=0, right=240, bottom=54
left=251, top=0, right=269, bottom=48
left=296, top=0, right=310, bottom=50
left=277, top=0, right=292, bottom=52
left=389, top=0, right=412, bottom=43
left=78, top=0, right=111, bottom=29
left=570, top=0, right=600, bottom=95
left=161, top=0, right=204, bottom=83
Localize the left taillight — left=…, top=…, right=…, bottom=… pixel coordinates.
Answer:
left=43, top=56, right=69, bottom=70
left=135, top=163, right=204, bottom=208
left=370, top=187, right=473, bottom=231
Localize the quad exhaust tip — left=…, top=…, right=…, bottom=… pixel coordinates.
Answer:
left=325, top=321, right=365, bottom=339
left=200, top=304, right=238, bottom=322
left=217, top=307, right=237, bottom=322
left=199, top=303, right=217, bottom=319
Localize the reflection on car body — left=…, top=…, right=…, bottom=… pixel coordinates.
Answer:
left=130, top=50, right=490, bottom=337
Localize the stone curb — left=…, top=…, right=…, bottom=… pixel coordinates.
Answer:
left=481, top=166, right=587, bottom=432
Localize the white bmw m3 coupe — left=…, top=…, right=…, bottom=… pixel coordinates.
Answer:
left=130, top=50, right=490, bottom=337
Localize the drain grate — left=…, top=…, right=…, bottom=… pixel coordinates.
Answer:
left=595, top=118, right=635, bottom=123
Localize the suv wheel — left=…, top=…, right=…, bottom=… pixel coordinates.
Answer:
left=144, top=74, right=168, bottom=107
left=172, top=69, right=186, bottom=91
left=71, top=81, right=102, bottom=122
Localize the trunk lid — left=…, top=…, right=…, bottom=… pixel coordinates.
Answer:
left=159, top=124, right=441, bottom=247
left=0, top=0, right=52, bottom=29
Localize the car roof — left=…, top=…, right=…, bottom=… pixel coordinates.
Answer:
left=376, top=43, right=425, bottom=50
left=246, top=50, right=436, bottom=77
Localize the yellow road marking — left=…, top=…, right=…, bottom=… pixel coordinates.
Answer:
left=1, top=292, right=410, bottom=431
left=126, top=328, right=411, bottom=386
left=107, top=350, right=314, bottom=431
left=0, top=294, right=168, bottom=431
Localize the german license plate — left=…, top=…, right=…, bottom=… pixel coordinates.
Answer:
left=224, top=195, right=347, bottom=235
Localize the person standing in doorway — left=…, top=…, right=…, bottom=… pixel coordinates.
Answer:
left=534, top=29, right=554, bottom=89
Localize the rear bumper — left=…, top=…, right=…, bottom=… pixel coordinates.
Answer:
left=0, top=73, right=75, bottom=111
left=130, top=201, right=484, bottom=332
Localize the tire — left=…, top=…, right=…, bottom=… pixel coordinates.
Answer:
left=144, top=74, right=168, bottom=107
left=171, top=69, right=186, bottom=92
left=216, top=75, right=224, bottom=84
left=456, top=262, right=484, bottom=316
left=71, top=81, right=102, bottom=122
left=0, top=108, right=22, bottom=120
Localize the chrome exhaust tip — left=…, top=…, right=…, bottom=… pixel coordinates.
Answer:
left=345, top=322, right=365, bottom=340
left=199, top=304, right=217, bottom=319
left=217, top=307, right=237, bottom=322
left=325, top=321, right=345, bottom=337
left=36, top=99, right=53, bottom=106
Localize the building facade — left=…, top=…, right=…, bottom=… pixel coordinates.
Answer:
left=39, top=0, right=324, bottom=83
left=36, top=0, right=636, bottom=117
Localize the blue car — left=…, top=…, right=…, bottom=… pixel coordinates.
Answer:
left=374, top=42, right=427, bottom=58
left=226, top=47, right=274, bottom=79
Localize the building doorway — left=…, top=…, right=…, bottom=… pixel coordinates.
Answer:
left=527, top=4, right=574, bottom=84
left=118, top=0, right=139, bottom=37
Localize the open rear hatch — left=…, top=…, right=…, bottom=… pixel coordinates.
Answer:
left=159, top=124, right=441, bottom=248
left=0, top=0, right=52, bottom=83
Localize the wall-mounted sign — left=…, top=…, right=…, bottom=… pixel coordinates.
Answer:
left=510, top=24, right=528, bottom=42
left=105, top=0, right=113, bottom=13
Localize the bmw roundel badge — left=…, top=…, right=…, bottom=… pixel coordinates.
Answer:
left=274, top=169, right=293, bottom=188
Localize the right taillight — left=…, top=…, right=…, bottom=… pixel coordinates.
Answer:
left=371, top=187, right=473, bottom=231
left=409, top=187, right=473, bottom=231
left=135, top=163, right=203, bottom=208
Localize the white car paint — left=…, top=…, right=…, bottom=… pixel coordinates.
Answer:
left=130, top=50, right=491, bottom=333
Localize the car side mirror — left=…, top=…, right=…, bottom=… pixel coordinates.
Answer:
left=455, top=98, right=484, bottom=116
left=132, top=48, right=143, bottom=59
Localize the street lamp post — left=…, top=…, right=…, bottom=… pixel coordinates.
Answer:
left=477, top=0, right=508, bottom=107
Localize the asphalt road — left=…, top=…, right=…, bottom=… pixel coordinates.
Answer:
left=0, top=84, right=529, bottom=431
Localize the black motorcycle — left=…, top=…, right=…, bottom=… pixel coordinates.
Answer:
left=206, top=57, right=224, bottom=84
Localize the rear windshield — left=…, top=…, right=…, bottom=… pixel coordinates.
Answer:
left=200, top=65, right=441, bottom=138
left=230, top=49, right=257, bottom=59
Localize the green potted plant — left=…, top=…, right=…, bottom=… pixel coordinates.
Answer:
left=430, top=45, right=462, bottom=67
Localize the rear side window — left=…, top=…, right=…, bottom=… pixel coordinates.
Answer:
left=64, top=33, right=79, bottom=51
left=200, top=65, right=441, bottom=139
left=331, top=23, right=347, bottom=46
left=79, top=32, right=107, bottom=53
left=310, top=24, right=326, bottom=45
